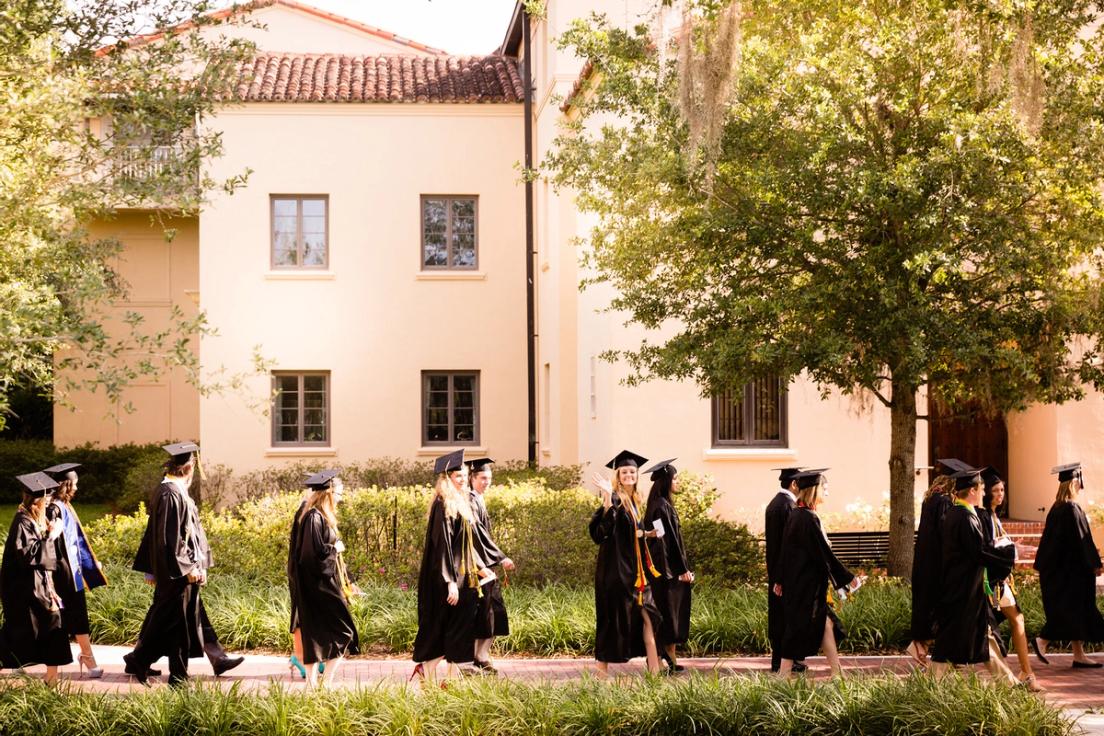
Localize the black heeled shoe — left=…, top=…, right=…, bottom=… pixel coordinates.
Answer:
left=1031, top=636, right=1050, bottom=665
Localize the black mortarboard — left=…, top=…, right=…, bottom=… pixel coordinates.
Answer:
left=936, top=458, right=973, bottom=475
left=42, top=463, right=81, bottom=480
left=162, top=442, right=199, bottom=462
left=643, top=459, right=677, bottom=476
left=434, top=449, right=466, bottom=475
left=465, top=457, right=495, bottom=473
left=16, top=472, right=59, bottom=498
left=1051, top=462, right=1083, bottom=483
left=772, top=466, right=805, bottom=488
left=304, top=469, right=339, bottom=490
left=951, top=469, right=983, bottom=490
left=605, top=450, right=648, bottom=470
left=793, top=468, right=829, bottom=490
left=981, top=468, right=1003, bottom=490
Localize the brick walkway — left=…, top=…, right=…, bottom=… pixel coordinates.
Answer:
left=6, top=646, right=1104, bottom=715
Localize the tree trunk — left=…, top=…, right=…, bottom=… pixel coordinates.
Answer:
left=886, top=380, right=918, bottom=578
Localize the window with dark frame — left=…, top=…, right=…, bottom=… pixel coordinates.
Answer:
left=271, top=195, right=328, bottom=269
left=711, top=375, right=787, bottom=447
left=421, top=196, right=477, bottom=269
left=422, top=371, right=479, bottom=445
left=272, top=372, right=330, bottom=446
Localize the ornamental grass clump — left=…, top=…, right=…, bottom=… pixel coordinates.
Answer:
left=0, top=673, right=1076, bottom=736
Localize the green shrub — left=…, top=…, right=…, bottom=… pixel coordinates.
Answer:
left=199, top=459, right=583, bottom=509
left=0, top=439, right=165, bottom=505
left=88, top=476, right=764, bottom=589
left=0, top=672, right=1074, bottom=736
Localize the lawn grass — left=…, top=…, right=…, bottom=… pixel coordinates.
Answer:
left=0, top=673, right=1075, bottom=735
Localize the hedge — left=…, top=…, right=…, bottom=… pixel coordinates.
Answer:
left=0, top=439, right=165, bottom=505
left=85, top=476, right=764, bottom=589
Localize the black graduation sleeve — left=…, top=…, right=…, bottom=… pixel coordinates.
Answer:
left=589, top=505, right=616, bottom=544
left=12, top=517, right=50, bottom=568
left=154, top=490, right=195, bottom=581
left=298, top=510, right=337, bottom=580
left=429, top=500, right=458, bottom=585
left=659, top=501, right=690, bottom=577
left=1073, top=503, right=1103, bottom=571
left=813, top=515, right=854, bottom=590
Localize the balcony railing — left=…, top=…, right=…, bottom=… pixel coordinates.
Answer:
left=114, top=144, right=189, bottom=181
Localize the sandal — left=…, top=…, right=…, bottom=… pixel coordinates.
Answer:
left=905, top=641, right=928, bottom=669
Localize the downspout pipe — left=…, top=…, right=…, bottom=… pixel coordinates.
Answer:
left=523, top=9, right=537, bottom=465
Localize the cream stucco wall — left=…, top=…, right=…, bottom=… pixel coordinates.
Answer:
left=53, top=214, right=200, bottom=447
left=198, top=3, right=441, bottom=55
left=198, top=103, right=526, bottom=473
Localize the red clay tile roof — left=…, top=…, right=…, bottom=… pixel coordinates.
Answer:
left=235, top=53, right=525, bottom=103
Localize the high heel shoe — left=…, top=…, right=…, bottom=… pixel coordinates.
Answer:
left=78, top=653, right=104, bottom=679
left=408, top=663, right=424, bottom=683
left=318, top=661, right=325, bottom=675
left=289, top=655, right=307, bottom=679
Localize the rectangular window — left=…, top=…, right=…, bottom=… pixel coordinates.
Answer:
left=272, top=372, right=330, bottom=446
left=422, top=371, right=479, bottom=445
left=271, top=195, right=328, bottom=269
left=712, top=375, right=787, bottom=447
left=421, top=196, right=478, bottom=270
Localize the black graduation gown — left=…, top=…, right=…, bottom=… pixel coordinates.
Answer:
left=777, top=507, right=854, bottom=660
left=0, top=511, right=73, bottom=667
left=764, top=490, right=795, bottom=657
left=287, top=501, right=306, bottom=634
left=412, top=497, right=481, bottom=664
left=470, top=492, right=509, bottom=639
left=130, top=481, right=209, bottom=665
left=930, top=504, right=1015, bottom=665
left=590, top=499, right=662, bottom=663
left=645, top=496, right=691, bottom=645
left=911, top=493, right=952, bottom=641
left=291, top=508, right=360, bottom=664
left=1034, top=501, right=1104, bottom=643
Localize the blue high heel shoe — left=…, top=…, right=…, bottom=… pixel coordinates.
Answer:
left=289, top=655, right=307, bottom=679
left=318, top=661, right=325, bottom=675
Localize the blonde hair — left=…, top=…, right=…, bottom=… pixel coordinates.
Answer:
left=20, top=493, right=47, bottom=529
left=612, top=471, right=642, bottom=516
left=433, top=472, right=474, bottom=522
left=298, top=482, right=340, bottom=530
left=796, top=481, right=823, bottom=509
left=924, top=474, right=954, bottom=501
left=1056, top=479, right=1078, bottom=504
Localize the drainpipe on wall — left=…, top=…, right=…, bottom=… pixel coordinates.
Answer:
left=523, top=9, right=537, bottom=465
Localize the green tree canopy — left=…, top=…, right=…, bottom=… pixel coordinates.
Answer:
left=546, top=0, right=1104, bottom=574
left=0, top=0, right=254, bottom=429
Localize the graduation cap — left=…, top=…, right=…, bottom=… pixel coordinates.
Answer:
left=644, top=461, right=675, bottom=478
left=42, top=462, right=81, bottom=480
left=605, top=450, right=648, bottom=470
left=936, top=458, right=973, bottom=475
left=951, top=468, right=983, bottom=490
left=465, top=457, right=495, bottom=473
left=162, top=442, right=199, bottom=462
left=793, top=468, right=829, bottom=490
left=15, top=472, right=59, bottom=498
left=304, top=469, right=339, bottom=490
left=981, top=468, right=1003, bottom=490
left=1051, top=462, right=1083, bottom=483
left=772, top=466, right=805, bottom=488
left=434, top=449, right=466, bottom=475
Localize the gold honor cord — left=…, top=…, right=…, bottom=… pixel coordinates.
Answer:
left=624, top=495, right=660, bottom=605
left=458, top=519, right=484, bottom=599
